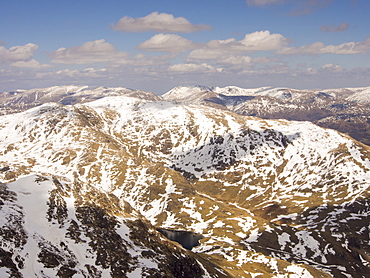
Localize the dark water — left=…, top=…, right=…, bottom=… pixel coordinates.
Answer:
left=157, top=228, right=203, bottom=250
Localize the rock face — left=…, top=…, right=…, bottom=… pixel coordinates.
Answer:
left=0, top=86, right=370, bottom=277
left=163, top=85, right=370, bottom=146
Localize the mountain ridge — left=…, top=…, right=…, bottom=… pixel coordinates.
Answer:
left=162, top=85, right=370, bottom=146
left=0, top=85, right=161, bottom=116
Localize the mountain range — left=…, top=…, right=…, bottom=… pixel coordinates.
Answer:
left=0, top=85, right=369, bottom=277
left=163, top=85, right=370, bottom=146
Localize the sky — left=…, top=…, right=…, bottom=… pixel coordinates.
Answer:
left=1, top=0, right=370, bottom=94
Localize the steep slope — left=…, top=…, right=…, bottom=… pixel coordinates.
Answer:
left=1, top=96, right=370, bottom=277
left=163, top=85, right=370, bottom=145
left=0, top=175, right=223, bottom=277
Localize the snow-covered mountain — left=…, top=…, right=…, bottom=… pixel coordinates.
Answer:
left=0, top=85, right=160, bottom=115
left=163, top=85, right=370, bottom=145
left=3, top=84, right=370, bottom=146
left=1, top=90, right=370, bottom=277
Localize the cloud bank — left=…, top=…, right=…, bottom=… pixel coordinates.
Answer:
left=49, top=39, right=128, bottom=64
left=113, top=12, right=211, bottom=33
left=188, top=30, right=289, bottom=60
left=0, top=43, right=38, bottom=62
left=278, top=36, right=370, bottom=54
left=11, top=59, right=51, bottom=69
left=137, top=34, right=199, bottom=53
left=168, top=63, right=222, bottom=73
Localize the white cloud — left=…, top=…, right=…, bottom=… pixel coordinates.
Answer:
left=351, top=37, right=370, bottom=53
left=240, top=30, right=290, bottom=51
left=111, top=53, right=172, bottom=66
left=50, top=39, right=128, bottom=64
left=137, top=34, right=199, bottom=53
left=36, top=69, right=77, bottom=78
left=321, top=42, right=361, bottom=54
left=188, top=30, right=289, bottom=62
left=322, top=64, right=345, bottom=72
left=238, top=62, right=291, bottom=75
left=278, top=42, right=325, bottom=54
left=252, top=56, right=278, bottom=64
left=56, top=69, right=80, bottom=78
left=168, top=63, right=222, bottom=73
left=36, top=67, right=107, bottom=79
left=0, top=43, right=38, bottom=62
left=215, top=55, right=277, bottom=67
left=304, top=64, right=345, bottom=75
left=217, top=55, right=253, bottom=65
left=278, top=37, right=370, bottom=55
left=11, top=59, right=51, bottom=69
left=81, top=67, right=108, bottom=77
left=113, top=12, right=211, bottom=33
left=187, top=48, right=228, bottom=61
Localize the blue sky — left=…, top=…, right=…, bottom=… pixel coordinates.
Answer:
left=1, top=0, right=369, bottom=94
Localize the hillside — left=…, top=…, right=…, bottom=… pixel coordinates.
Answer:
left=1, top=93, right=370, bottom=277
left=163, top=85, right=370, bottom=145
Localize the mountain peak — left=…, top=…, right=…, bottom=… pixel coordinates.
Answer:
left=162, top=85, right=214, bottom=100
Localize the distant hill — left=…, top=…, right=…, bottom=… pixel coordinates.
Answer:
left=163, top=85, right=370, bottom=146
